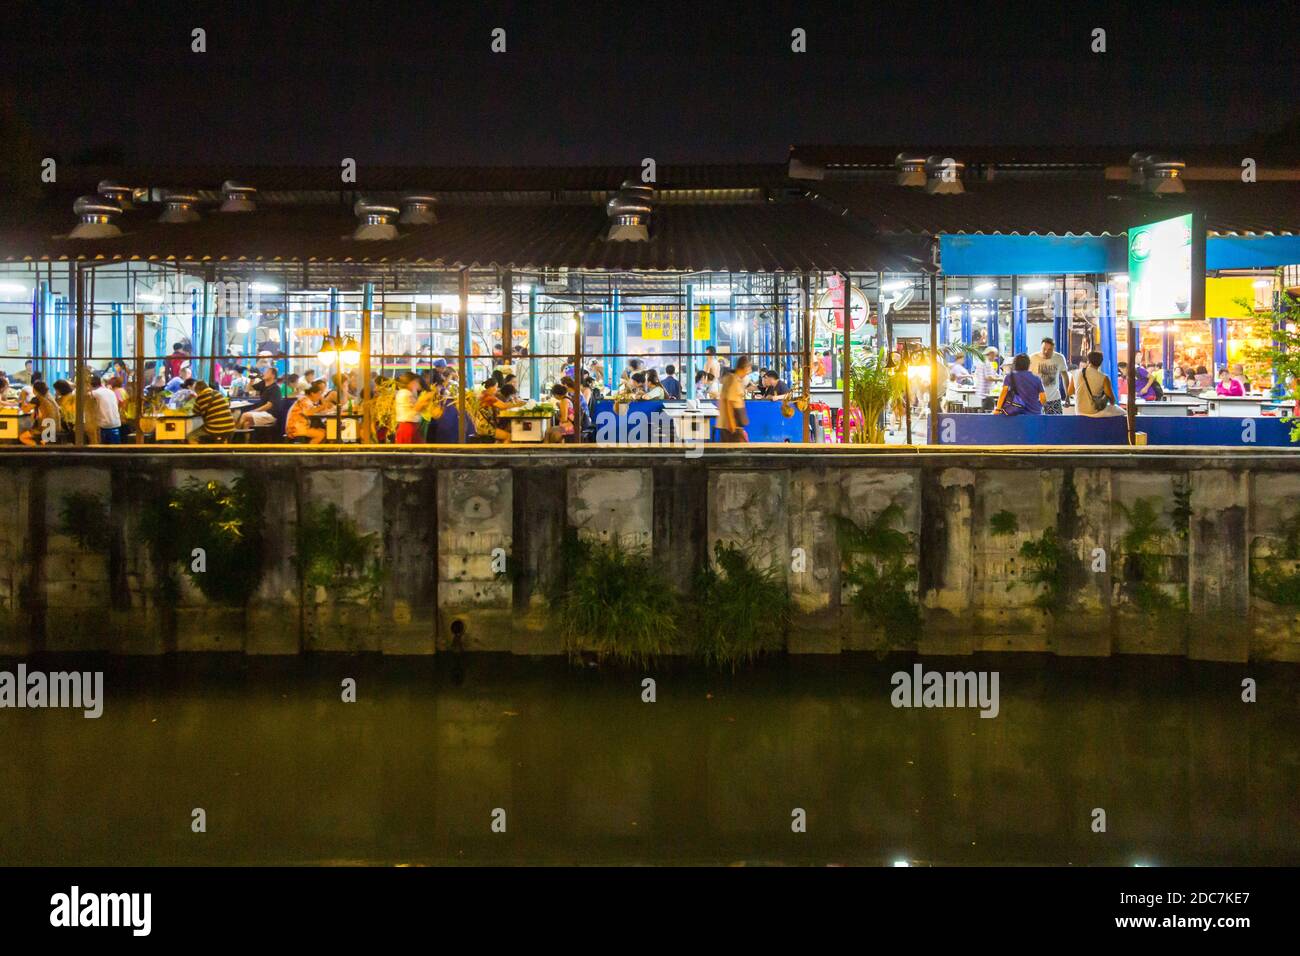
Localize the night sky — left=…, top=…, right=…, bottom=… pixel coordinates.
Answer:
left=4, top=0, right=1299, bottom=167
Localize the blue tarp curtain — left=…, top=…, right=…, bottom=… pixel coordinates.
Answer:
left=1211, top=317, right=1229, bottom=372
left=1098, top=284, right=1120, bottom=398
left=959, top=302, right=972, bottom=369
left=1012, top=294, right=1028, bottom=357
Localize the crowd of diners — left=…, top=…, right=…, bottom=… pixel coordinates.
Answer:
left=1, top=338, right=794, bottom=446
left=938, top=336, right=1291, bottom=417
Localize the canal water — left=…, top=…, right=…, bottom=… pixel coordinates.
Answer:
left=1, top=654, right=1296, bottom=866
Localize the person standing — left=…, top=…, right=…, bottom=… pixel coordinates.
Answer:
left=1031, top=337, right=1070, bottom=415
left=89, top=373, right=122, bottom=443
left=717, top=353, right=751, bottom=442
left=974, top=347, right=1002, bottom=411
left=394, top=372, right=435, bottom=444
left=704, top=346, right=721, bottom=384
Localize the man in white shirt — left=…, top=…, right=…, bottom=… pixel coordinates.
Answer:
left=1031, top=337, right=1071, bottom=415
left=89, top=373, right=122, bottom=443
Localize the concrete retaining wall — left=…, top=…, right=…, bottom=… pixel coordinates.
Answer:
left=1, top=447, right=1298, bottom=662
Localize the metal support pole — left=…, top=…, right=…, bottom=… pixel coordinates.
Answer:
left=771, top=278, right=781, bottom=380
left=841, top=271, right=853, bottom=442
left=574, top=274, right=585, bottom=443
left=929, top=272, right=940, bottom=445
left=1126, top=318, right=1137, bottom=446
left=528, top=285, right=539, bottom=400
left=361, top=282, right=373, bottom=443
left=501, top=268, right=513, bottom=370
left=457, top=269, right=469, bottom=442
left=802, top=273, right=813, bottom=443
left=73, top=265, right=86, bottom=446
left=133, top=311, right=145, bottom=445
left=684, top=283, right=695, bottom=406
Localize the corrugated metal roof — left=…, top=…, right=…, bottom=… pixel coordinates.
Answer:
left=807, top=179, right=1300, bottom=238
left=790, top=143, right=1300, bottom=169
left=49, top=163, right=793, bottom=195
left=0, top=197, right=921, bottom=273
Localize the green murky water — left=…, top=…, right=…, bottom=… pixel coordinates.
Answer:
left=1, top=654, right=1296, bottom=865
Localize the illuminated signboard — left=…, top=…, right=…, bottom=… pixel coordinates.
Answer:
left=1127, top=213, right=1205, bottom=322
left=640, top=304, right=711, bottom=341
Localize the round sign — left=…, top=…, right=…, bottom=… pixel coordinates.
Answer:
left=814, top=285, right=871, bottom=334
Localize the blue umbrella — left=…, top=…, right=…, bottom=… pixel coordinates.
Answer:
left=1098, top=284, right=1120, bottom=397
left=986, top=298, right=1000, bottom=354
left=1012, top=294, right=1028, bottom=357
left=939, top=305, right=950, bottom=347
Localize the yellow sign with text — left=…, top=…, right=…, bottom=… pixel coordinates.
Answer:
left=640, top=304, right=712, bottom=341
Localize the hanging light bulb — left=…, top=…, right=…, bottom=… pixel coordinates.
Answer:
left=341, top=336, right=361, bottom=366
left=235, top=318, right=251, bottom=335
left=399, top=319, right=415, bottom=336
left=317, top=336, right=337, bottom=366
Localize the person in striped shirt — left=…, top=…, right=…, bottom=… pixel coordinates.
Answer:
left=187, top=380, right=236, bottom=443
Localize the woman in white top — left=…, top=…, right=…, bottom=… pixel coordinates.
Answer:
left=642, top=368, right=667, bottom=400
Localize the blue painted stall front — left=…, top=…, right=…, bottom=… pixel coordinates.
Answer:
left=936, top=413, right=1297, bottom=447
left=592, top=400, right=805, bottom=443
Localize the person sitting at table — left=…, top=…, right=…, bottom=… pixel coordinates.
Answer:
left=1215, top=367, right=1244, bottom=396
left=472, top=375, right=513, bottom=443
left=0, top=375, right=19, bottom=402
left=188, top=380, right=236, bottom=444
left=236, top=372, right=285, bottom=436
left=758, top=369, right=790, bottom=400
left=1232, top=363, right=1251, bottom=392
left=18, top=381, right=60, bottom=446
left=321, top=372, right=353, bottom=411
left=660, top=364, right=682, bottom=400
left=1118, top=361, right=1161, bottom=401
left=992, top=353, right=1045, bottom=416
left=643, top=369, right=667, bottom=401
left=1073, top=351, right=1124, bottom=417
left=544, top=383, right=576, bottom=443
left=52, top=379, right=75, bottom=437
left=1192, top=365, right=1212, bottom=390
left=948, top=359, right=974, bottom=386
left=694, top=369, right=717, bottom=400
left=286, top=381, right=328, bottom=444
left=226, top=365, right=249, bottom=397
